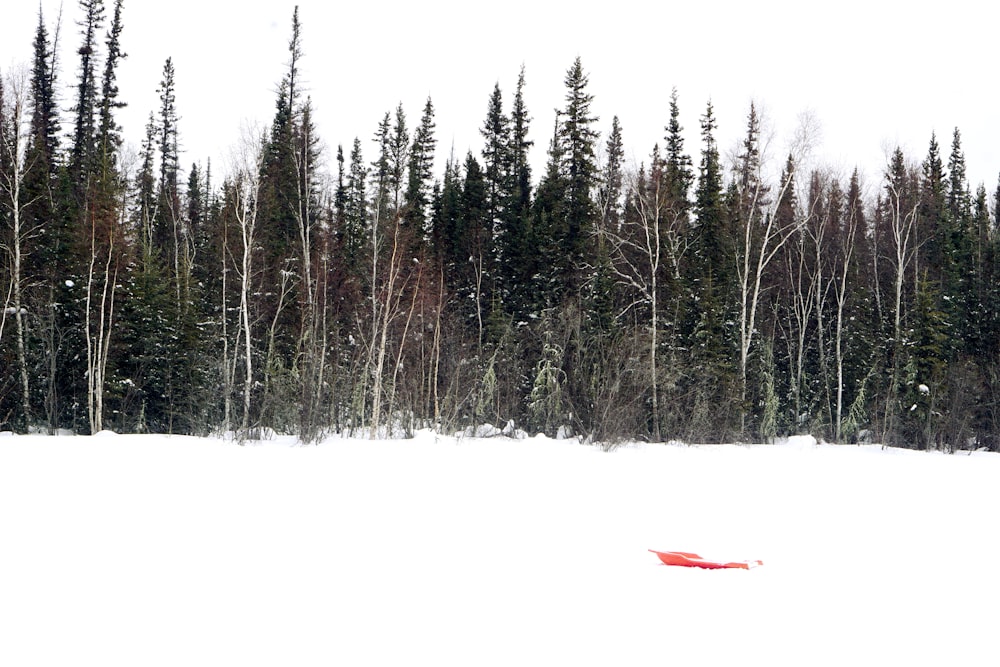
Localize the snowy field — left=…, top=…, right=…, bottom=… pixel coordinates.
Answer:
left=2, top=430, right=998, bottom=666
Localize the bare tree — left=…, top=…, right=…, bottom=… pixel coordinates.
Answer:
left=367, top=212, right=416, bottom=437
left=880, top=148, right=921, bottom=441
left=831, top=171, right=864, bottom=442
left=229, top=127, right=265, bottom=438
left=598, top=163, right=688, bottom=441
left=730, top=105, right=815, bottom=436
left=0, top=68, right=37, bottom=429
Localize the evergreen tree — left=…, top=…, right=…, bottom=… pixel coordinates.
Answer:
left=480, top=83, right=510, bottom=234
left=134, top=113, right=157, bottom=254
left=96, top=0, right=125, bottom=164
left=693, top=100, right=727, bottom=285
left=343, top=137, right=368, bottom=268
left=531, top=117, right=568, bottom=311
left=945, top=127, right=975, bottom=352
left=432, top=155, right=464, bottom=281
left=919, top=132, right=949, bottom=287
left=21, top=8, right=62, bottom=328
left=371, top=111, right=392, bottom=226
left=688, top=99, right=733, bottom=418
left=946, top=128, right=969, bottom=225
left=26, top=7, right=60, bottom=190
left=456, top=152, right=491, bottom=330
left=496, top=66, right=534, bottom=319
left=558, top=57, right=599, bottom=288
left=69, top=0, right=106, bottom=185
left=403, top=96, right=436, bottom=238
left=663, top=87, right=694, bottom=221
left=590, top=115, right=623, bottom=333
left=153, top=57, right=181, bottom=264
left=388, top=103, right=409, bottom=216
left=598, top=115, right=624, bottom=232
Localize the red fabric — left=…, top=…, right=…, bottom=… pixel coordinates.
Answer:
left=649, top=549, right=762, bottom=570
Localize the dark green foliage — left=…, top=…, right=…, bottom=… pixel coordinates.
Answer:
left=557, top=57, right=599, bottom=289
left=4, top=5, right=1000, bottom=448
left=693, top=101, right=728, bottom=288
left=663, top=88, right=694, bottom=222
left=69, top=0, right=106, bottom=186
left=403, top=97, right=436, bottom=238
left=495, top=67, right=535, bottom=321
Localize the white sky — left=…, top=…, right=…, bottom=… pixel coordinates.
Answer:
left=3, top=1, right=998, bottom=194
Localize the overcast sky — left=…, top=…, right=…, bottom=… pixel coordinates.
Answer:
left=3, top=1, right=998, bottom=195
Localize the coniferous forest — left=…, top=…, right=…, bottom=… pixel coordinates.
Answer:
left=3, top=3, right=1000, bottom=450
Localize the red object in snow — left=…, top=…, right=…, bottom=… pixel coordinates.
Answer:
left=649, top=549, right=763, bottom=570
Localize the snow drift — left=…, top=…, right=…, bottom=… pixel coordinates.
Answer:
left=1, top=431, right=997, bottom=666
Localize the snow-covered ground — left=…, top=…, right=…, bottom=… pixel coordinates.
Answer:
left=1, top=430, right=998, bottom=666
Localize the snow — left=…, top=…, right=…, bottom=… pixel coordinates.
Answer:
left=1, top=432, right=998, bottom=666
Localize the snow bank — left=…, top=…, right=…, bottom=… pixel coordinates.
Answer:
left=1, top=434, right=997, bottom=666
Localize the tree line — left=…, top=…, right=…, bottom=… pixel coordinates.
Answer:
left=3, top=2, right=1000, bottom=449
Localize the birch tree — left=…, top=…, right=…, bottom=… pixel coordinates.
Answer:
left=229, top=128, right=264, bottom=438
left=831, top=170, right=864, bottom=442
left=598, top=161, right=687, bottom=441
left=729, top=105, right=819, bottom=437
left=881, top=148, right=921, bottom=442
left=0, top=68, right=37, bottom=430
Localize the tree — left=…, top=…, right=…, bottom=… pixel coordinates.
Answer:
left=154, top=57, right=181, bottom=275
left=388, top=104, right=409, bottom=217
left=230, top=127, right=265, bottom=438
left=729, top=103, right=802, bottom=438
left=81, top=0, right=128, bottom=434
left=480, top=83, right=510, bottom=236
left=663, top=87, right=694, bottom=223
left=830, top=169, right=866, bottom=442
left=0, top=68, right=36, bottom=430
left=880, top=147, right=921, bottom=444
left=531, top=118, right=568, bottom=311
left=693, top=100, right=728, bottom=287
left=343, top=137, right=367, bottom=267
left=597, top=115, right=624, bottom=233
left=558, top=56, right=599, bottom=290
left=496, top=66, right=534, bottom=319
left=69, top=0, right=106, bottom=185
left=598, top=159, right=674, bottom=440
left=403, top=97, right=436, bottom=239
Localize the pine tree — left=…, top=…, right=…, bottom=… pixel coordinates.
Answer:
left=480, top=83, right=510, bottom=234
left=432, top=155, right=464, bottom=282
left=919, top=132, right=948, bottom=286
left=388, top=103, right=408, bottom=217
left=456, top=153, right=491, bottom=335
left=590, top=115, right=623, bottom=333
left=663, top=87, right=694, bottom=221
left=598, top=115, right=624, bottom=232
left=343, top=137, right=368, bottom=268
left=496, top=66, right=534, bottom=319
left=531, top=118, right=568, bottom=311
left=96, top=0, right=125, bottom=165
left=403, top=97, right=436, bottom=238
left=687, top=101, right=735, bottom=433
left=945, top=127, right=975, bottom=354
left=153, top=58, right=181, bottom=268
left=693, top=100, right=727, bottom=285
left=558, top=57, right=599, bottom=288
left=19, top=8, right=63, bottom=430
left=83, top=0, right=128, bottom=434
left=946, top=128, right=969, bottom=225
left=371, top=111, right=392, bottom=226
left=70, top=0, right=106, bottom=186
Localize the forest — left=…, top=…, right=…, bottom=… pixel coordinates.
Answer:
left=2, top=1, right=999, bottom=450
